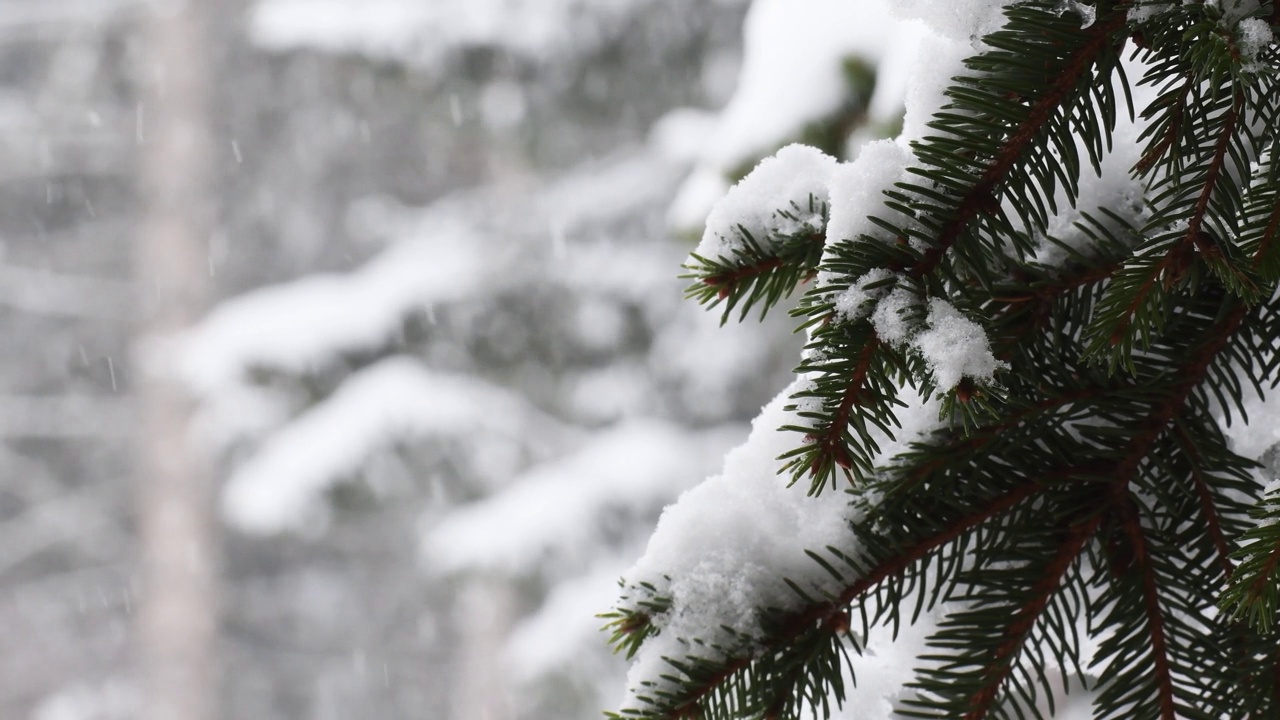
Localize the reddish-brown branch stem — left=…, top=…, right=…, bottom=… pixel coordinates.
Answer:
left=1115, top=491, right=1178, bottom=720
left=821, top=338, right=880, bottom=462
left=1245, top=540, right=1280, bottom=608
left=1110, top=92, right=1242, bottom=340
left=1251, top=195, right=1280, bottom=269
left=1173, top=424, right=1236, bottom=579
left=963, top=514, right=1103, bottom=720
left=700, top=232, right=825, bottom=295
left=1185, top=93, right=1243, bottom=244
left=703, top=257, right=784, bottom=292
left=1096, top=300, right=1249, bottom=719
left=1135, top=79, right=1193, bottom=175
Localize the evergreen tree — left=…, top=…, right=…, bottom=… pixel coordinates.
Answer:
left=607, top=2, right=1280, bottom=718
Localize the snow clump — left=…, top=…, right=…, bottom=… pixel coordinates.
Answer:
left=695, top=144, right=838, bottom=261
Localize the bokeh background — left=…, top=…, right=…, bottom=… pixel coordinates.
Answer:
left=0, top=0, right=921, bottom=718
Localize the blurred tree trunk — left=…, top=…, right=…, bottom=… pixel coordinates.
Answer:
left=452, top=578, right=515, bottom=720
left=134, top=1, right=218, bottom=719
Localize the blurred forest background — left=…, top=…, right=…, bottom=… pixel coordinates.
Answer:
left=0, top=0, right=916, bottom=718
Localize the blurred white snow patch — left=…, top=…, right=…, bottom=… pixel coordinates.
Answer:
left=900, top=33, right=973, bottom=142
left=893, top=0, right=1016, bottom=44
left=479, top=79, right=528, bottom=131
left=551, top=237, right=680, bottom=304
left=704, top=0, right=912, bottom=169
left=424, top=419, right=742, bottom=575
left=539, top=152, right=682, bottom=236
left=223, top=357, right=557, bottom=534
left=649, top=108, right=718, bottom=165
left=174, top=217, right=486, bottom=395
left=506, top=561, right=630, bottom=683
left=666, top=166, right=730, bottom=233
left=567, top=362, right=655, bottom=422
left=916, top=298, right=1006, bottom=390
left=697, top=144, right=837, bottom=260
left=571, top=296, right=628, bottom=352
left=1223, top=389, right=1280, bottom=463
left=251, top=0, right=652, bottom=68
left=825, top=140, right=915, bottom=245
left=32, top=681, right=138, bottom=720
left=648, top=303, right=782, bottom=421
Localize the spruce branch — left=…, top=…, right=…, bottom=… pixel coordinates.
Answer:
left=612, top=1, right=1280, bottom=717
left=1111, top=489, right=1177, bottom=720
left=684, top=221, right=828, bottom=323
left=1173, top=422, right=1238, bottom=579
left=1222, top=485, right=1280, bottom=633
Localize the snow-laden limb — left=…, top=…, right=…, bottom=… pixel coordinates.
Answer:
left=507, top=562, right=636, bottom=694
left=615, top=380, right=942, bottom=712
left=695, top=144, right=837, bottom=262
left=250, top=0, right=675, bottom=70
left=222, top=357, right=562, bottom=534
left=0, top=263, right=133, bottom=320
left=697, top=0, right=917, bottom=171
left=174, top=215, right=487, bottom=396
left=423, top=419, right=743, bottom=576
left=667, top=0, right=925, bottom=234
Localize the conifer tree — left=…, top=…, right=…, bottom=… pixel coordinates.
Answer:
left=606, top=2, right=1280, bottom=718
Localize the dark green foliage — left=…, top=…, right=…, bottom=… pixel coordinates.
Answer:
left=608, top=2, right=1280, bottom=719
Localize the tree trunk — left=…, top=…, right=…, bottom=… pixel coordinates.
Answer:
left=134, top=1, right=218, bottom=719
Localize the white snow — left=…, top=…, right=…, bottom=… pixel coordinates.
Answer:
left=870, top=287, right=917, bottom=346
left=900, top=33, right=976, bottom=143
left=1222, top=389, right=1280, bottom=465
left=250, top=0, right=667, bottom=70
left=702, top=0, right=918, bottom=170
left=668, top=0, right=926, bottom=237
left=1238, top=17, right=1276, bottom=63
left=824, top=140, right=916, bottom=246
left=423, top=419, right=742, bottom=575
left=1126, top=2, right=1177, bottom=23
left=892, top=0, right=1016, bottom=46
left=222, top=357, right=561, bottom=534
left=915, top=298, right=1007, bottom=390
left=620, top=380, right=943, bottom=708
left=171, top=215, right=487, bottom=395
left=696, top=144, right=839, bottom=260
left=833, top=268, right=896, bottom=323
left=1055, top=0, right=1098, bottom=28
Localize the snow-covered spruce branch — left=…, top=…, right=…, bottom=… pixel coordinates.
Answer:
left=611, top=1, right=1280, bottom=719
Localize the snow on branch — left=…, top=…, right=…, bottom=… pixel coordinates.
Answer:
left=667, top=0, right=926, bottom=233
left=424, top=419, right=743, bottom=576
left=250, top=0, right=675, bottom=70
left=222, top=356, right=561, bottom=534
left=615, top=380, right=943, bottom=709
left=173, top=217, right=486, bottom=395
